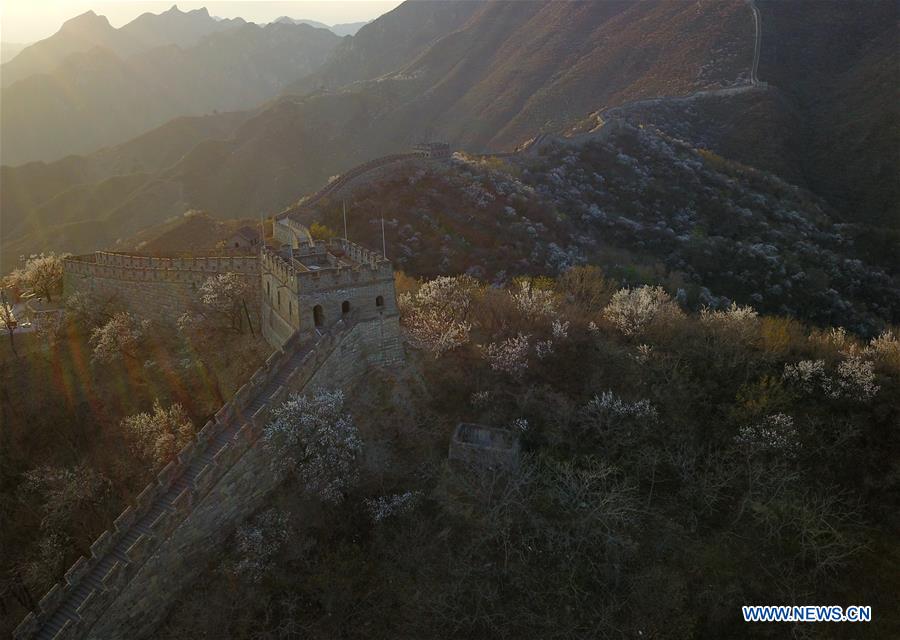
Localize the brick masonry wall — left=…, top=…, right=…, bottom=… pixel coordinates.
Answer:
left=63, top=253, right=260, bottom=326
left=14, top=316, right=404, bottom=640
left=83, top=317, right=401, bottom=640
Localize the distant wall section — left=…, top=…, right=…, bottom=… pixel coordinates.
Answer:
left=63, top=252, right=261, bottom=325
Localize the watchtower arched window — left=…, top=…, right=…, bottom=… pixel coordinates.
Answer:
left=266, top=281, right=271, bottom=298
left=313, top=305, right=324, bottom=327
left=376, top=295, right=384, bottom=308
left=342, top=300, right=350, bottom=315
left=277, top=290, right=281, bottom=308
left=289, top=301, right=293, bottom=317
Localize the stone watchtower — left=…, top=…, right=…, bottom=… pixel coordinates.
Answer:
left=260, top=233, right=403, bottom=366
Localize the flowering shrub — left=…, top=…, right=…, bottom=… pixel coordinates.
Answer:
left=178, top=272, right=251, bottom=333
left=700, top=302, right=759, bottom=341
left=399, top=275, right=480, bottom=356
left=264, top=390, right=362, bottom=503
left=783, top=357, right=879, bottom=401
left=512, top=279, right=558, bottom=321
left=365, top=491, right=422, bottom=523
left=535, top=339, right=555, bottom=359
left=583, top=391, right=659, bottom=429
left=121, top=401, right=194, bottom=467
left=484, top=333, right=531, bottom=376
left=89, top=311, right=150, bottom=363
left=552, top=319, right=570, bottom=339
left=735, top=413, right=799, bottom=458
left=4, top=253, right=65, bottom=301
left=603, top=286, right=682, bottom=336
left=230, top=509, right=290, bottom=583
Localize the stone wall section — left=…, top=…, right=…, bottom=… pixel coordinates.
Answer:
left=15, top=315, right=400, bottom=640
left=63, top=252, right=260, bottom=326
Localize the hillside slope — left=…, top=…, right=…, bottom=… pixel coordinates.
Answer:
left=4, top=0, right=895, bottom=269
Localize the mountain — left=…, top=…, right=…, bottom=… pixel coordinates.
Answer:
left=119, top=5, right=245, bottom=49
left=331, top=22, right=368, bottom=37
left=0, top=42, right=29, bottom=64
left=287, top=0, right=484, bottom=93
left=273, top=17, right=331, bottom=30
left=273, top=17, right=368, bottom=36
left=2, top=0, right=896, bottom=272
left=0, top=22, right=340, bottom=165
left=0, top=6, right=245, bottom=88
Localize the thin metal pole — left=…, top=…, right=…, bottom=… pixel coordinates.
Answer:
left=381, top=217, right=387, bottom=258
left=343, top=200, right=348, bottom=241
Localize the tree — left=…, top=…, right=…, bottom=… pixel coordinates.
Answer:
left=89, top=311, right=149, bottom=363
left=7, top=254, right=65, bottom=302
left=511, top=277, right=557, bottom=321
left=228, top=508, right=291, bottom=583
left=602, top=285, right=683, bottom=337
left=399, top=275, right=481, bottom=356
left=0, top=289, right=17, bottom=357
left=121, top=401, right=194, bottom=467
left=263, top=390, right=362, bottom=503
left=182, top=272, right=249, bottom=334
left=309, top=221, right=336, bottom=241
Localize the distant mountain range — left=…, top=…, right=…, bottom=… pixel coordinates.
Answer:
left=272, top=16, right=368, bottom=36
left=1, top=0, right=896, bottom=272
left=1, top=7, right=247, bottom=88
left=0, top=7, right=340, bottom=165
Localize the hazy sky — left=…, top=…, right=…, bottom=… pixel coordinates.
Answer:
left=1, top=1, right=403, bottom=43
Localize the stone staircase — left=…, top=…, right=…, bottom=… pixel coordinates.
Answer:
left=15, top=321, right=354, bottom=640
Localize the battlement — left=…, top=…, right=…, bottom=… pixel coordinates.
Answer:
left=262, top=239, right=393, bottom=286
left=14, top=316, right=384, bottom=640
left=65, top=252, right=259, bottom=281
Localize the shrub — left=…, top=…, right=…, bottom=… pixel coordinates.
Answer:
left=603, top=285, right=683, bottom=337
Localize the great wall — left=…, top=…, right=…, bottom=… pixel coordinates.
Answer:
left=16, top=234, right=403, bottom=640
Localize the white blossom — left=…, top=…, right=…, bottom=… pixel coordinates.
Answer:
left=264, top=390, right=362, bottom=503
left=510, top=418, right=529, bottom=432
left=470, top=390, right=492, bottom=408
left=735, top=413, right=799, bottom=458
left=399, top=275, right=479, bottom=356
left=512, top=279, right=557, bottom=321
left=783, top=357, right=879, bottom=401
left=484, top=333, right=531, bottom=375
left=535, top=339, right=555, bottom=359
left=585, top=391, right=658, bottom=427
left=89, top=311, right=150, bottom=363
left=602, top=285, right=682, bottom=336
left=230, top=509, right=290, bottom=583
left=365, top=491, right=421, bottom=523
left=552, top=319, right=570, bottom=339
left=121, top=401, right=194, bottom=466
left=700, top=302, right=759, bottom=340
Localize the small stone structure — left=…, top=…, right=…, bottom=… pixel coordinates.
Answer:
left=225, top=226, right=261, bottom=250
left=449, top=423, right=521, bottom=469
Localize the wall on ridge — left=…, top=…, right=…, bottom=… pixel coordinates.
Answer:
left=63, top=252, right=260, bottom=326
left=81, top=317, right=402, bottom=640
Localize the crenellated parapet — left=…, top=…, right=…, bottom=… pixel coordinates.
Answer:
left=13, top=319, right=363, bottom=640
left=64, top=252, right=259, bottom=283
